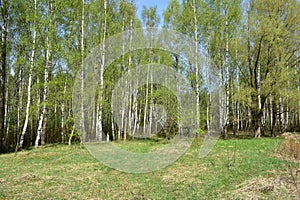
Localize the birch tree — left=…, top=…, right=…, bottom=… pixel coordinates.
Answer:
left=96, top=0, right=107, bottom=141
left=0, top=0, right=8, bottom=152
left=35, top=0, right=53, bottom=148
left=19, top=0, right=37, bottom=150
left=80, top=0, right=86, bottom=142
left=141, top=5, right=160, bottom=136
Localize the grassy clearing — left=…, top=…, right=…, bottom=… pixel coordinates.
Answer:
left=112, top=137, right=170, bottom=153
left=0, top=137, right=299, bottom=199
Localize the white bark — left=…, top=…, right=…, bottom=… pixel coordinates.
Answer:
left=192, top=0, right=200, bottom=129
left=111, top=99, right=115, bottom=140
left=121, top=98, right=125, bottom=137
left=286, top=101, right=289, bottom=129
left=4, top=82, right=8, bottom=137
left=279, top=96, right=284, bottom=132
left=270, top=95, right=273, bottom=133
left=35, top=0, right=53, bottom=147
left=236, top=41, right=240, bottom=131
left=121, top=17, right=126, bottom=140
left=258, top=64, right=261, bottom=111
left=4, top=80, right=10, bottom=140
left=17, top=68, right=22, bottom=136
left=219, top=66, right=225, bottom=133
left=132, top=70, right=139, bottom=137
left=205, top=47, right=211, bottom=131
left=35, top=37, right=49, bottom=148
left=255, top=63, right=262, bottom=138
left=207, top=93, right=211, bottom=131
left=286, top=65, right=290, bottom=130
left=96, top=0, right=107, bottom=141
left=132, top=63, right=140, bottom=137
left=68, top=125, right=75, bottom=146
left=298, top=62, right=300, bottom=127
left=6, top=104, right=11, bottom=140
left=61, top=81, right=67, bottom=143
left=127, top=17, right=133, bottom=137
left=224, top=5, right=229, bottom=138
left=143, top=65, right=149, bottom=136
left=149, top=68, right=153, bottom=136
left=147, top=31, right=154, bottom=137
left=104, top=0, right=108, bottom=142
left=19, top=0, right=37, bottom=149
left=80, top=0, right=86, bottom=141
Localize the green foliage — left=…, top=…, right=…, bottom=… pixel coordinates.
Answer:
left=2, top=0, right=300, bottom=150
left=163, top=0, right=181, bottom=30
left=141, top=5, right=160, bottom=27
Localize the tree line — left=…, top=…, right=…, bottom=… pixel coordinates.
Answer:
left=0, top=0, right=299, bottom=153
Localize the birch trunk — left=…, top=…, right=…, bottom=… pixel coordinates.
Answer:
left=255, top=63, right=262, bottom=138
left=279, top=96, right=284, bottom=133
left=192, top=0, right=200, bottom=129
left=132, top=66, right=139, bottom=137
left=4, top=79, right=9, bottom=146
left=41, top=116, right=47, bottom=145
left=207, top=93, right=211, bottom=131
left=35, top=0, right=53, bottom=147
left=61, top=81, right=67, bottom=143
left=103, top=0, right=108, bottom=142
left=111, top=99, right=115, bottom=140
left=205, top=47, right=211, bottom=131
left=80, top=0, right=86, bottom=142
left=125, top=17, right=134, bottom=140
left=121, top=17, right=126, bottom=140
left=219, top=64, right=225, bottom=135
left=16, top=68, right=23, bottom=143
left=4, top=82, right=8, bottom=143
left=148, top=31, right=154, bottom=137
left=270, top=95, right=273, bottom=135
left=0, top=0, right=8, bottom=152
left=35, top=35, right=50, bottom=148
left=96, top=0, right=107, bottom=141
left=5, top=103, right=11, bottom=141
left=143, top=65, right=149, bottom=136
left=68, top=125, right=75, bottom=146
left=224, top=6, right=229, bottom=139
left=149, top=68, right=153, bottom=136
left=19, top=0, right=37, bottom=149
left=286, top=65, right=290, bottom=131
left=236, top=41, right=240, bottom=132
left=298, top=62, right=300, bottom=129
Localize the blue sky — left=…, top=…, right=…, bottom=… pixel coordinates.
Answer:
left=136, top=0, right=171, bottom=25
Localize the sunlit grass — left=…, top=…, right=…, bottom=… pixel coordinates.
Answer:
left=112, top=137, right=170, bottom=153
left=0, top=137, right=299, bottom=199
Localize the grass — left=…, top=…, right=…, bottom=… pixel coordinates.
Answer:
left=112, top=137, right=170, bottom=153
left=0, top=137, right=299, bottom=199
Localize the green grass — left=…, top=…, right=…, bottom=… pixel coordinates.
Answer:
left=112, top=137, right=170, bottom=153
left=0, top=138, right=299, bottom=199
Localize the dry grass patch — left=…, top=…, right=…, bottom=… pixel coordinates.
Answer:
left=225, top=170, right=300, bottom=200
left=277, top=133, right=300, bottom=162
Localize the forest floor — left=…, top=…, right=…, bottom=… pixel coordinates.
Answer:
left=0, top=136, right=299, bottom=199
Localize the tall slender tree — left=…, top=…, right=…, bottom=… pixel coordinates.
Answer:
left=0, top=0, right=8, bottom=152
left=19, top=0, right=37, bottom=150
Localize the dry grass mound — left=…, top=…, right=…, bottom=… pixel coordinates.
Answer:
left=226, top=171, right=300, bottom=199
left=278, top=132, right=300, bottom=162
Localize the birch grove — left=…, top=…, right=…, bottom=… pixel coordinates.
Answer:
left=0, top=0, right=299, bottom=152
